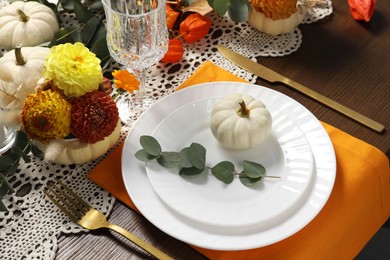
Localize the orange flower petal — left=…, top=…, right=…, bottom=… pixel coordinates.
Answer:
left=112, top=69, right=140, bottom=94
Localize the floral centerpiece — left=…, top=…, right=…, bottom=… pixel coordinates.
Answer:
left=9, top=42, right=121, bottom=165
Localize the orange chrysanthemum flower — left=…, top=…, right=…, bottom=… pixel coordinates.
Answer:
left=249, top=0, right=298, bottom=20
left=112, top=69, right=140, bottom=94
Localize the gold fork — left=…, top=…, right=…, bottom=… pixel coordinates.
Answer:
left=44, top=179, right=173, bottom=260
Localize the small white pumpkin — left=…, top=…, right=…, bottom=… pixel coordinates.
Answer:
left=0, top=1, right=59, bottom=50
left=0, top=45, right=50, bottom=108
left=36, top=121, right=122, bottom=165
left=248, top=4, right=308, bottom=36
left=210, top=93, right=272, bottom=150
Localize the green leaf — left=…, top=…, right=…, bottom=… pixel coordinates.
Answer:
left=0, top=156, right=15, bottom=172
left=140, top=136, right=162, bottom=156
left=82, top=17, right=103, bottom=46
left=211, top=161, right=235, bottom=184
left=31, top=144, right=44, bottom=158
left=228, top=0, right=250, bottom=23
left=0, top=174, right=13, bottom=196
left=14, top=131, right=30, bottom=149
left=0, top=200, right=7, bottom=212
left=87, top=0, right=103, bottom=10
left=157, top=152, right=180, bottom=168
left=239, top=172, right=263, bottom=187
left=11, top=146, right=31, bottom=163
left=60, top=0, right=77, bottom=11
left=74, top=0, right=95, bottom=23
left=179, top=147, right=193, bottom=168
left=243, top=160, right=266, bottom=178
left=189, top=143, right=206, bottom=170
left=179, top=167, right=204, bottom=177
left=49, top=27, right=77, bottom=46
left=91, top=36, right=110, bottom=63
left=212, top=0, right=231, bottom=16
left=135, top=149, right=159, bottom=162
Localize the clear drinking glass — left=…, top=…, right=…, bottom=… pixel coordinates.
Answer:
left=0, top=126, right=15, bottom=154
left=102, top=0, right=168, bottom=124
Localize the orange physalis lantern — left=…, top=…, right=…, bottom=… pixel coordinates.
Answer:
left=179, top=13, right=211, bottom=44
left=161, top=39, right=184, bottom=63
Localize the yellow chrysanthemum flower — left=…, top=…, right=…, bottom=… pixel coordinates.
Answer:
left=112, top=69, right=140, bottom=94
left=21, top=89, right=72, bottom=143
left=42, top=42, right=103, bottom=97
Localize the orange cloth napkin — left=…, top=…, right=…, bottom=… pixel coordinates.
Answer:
left=88, top=61, right=390, bottom=259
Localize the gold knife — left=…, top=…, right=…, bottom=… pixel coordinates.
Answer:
left=217, top=44, right=385, bottom=133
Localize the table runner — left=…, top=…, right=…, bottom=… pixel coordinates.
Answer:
left=88, top=61, right=390, bottom=259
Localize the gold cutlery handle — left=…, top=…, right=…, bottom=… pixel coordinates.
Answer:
left=108, top=223, right=173, bottom=260
left=282, top=78, right=385, bottom=133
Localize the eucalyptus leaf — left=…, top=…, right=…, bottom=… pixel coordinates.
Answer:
left=189, top=143, right=206, bottom=170
left=179, top=167, right=204, bottom=177
left=140, top=136, right=161, bottom=156
left=179, top=147, right=193, bottom=168
left=243, top=160, right=266, bottom=178
left=157, top=152, right=180, bottom=168
left=212, top=0, right=231, bottom=16
left=228, top=0, right=250, bottom=22
left=239, top=173, right=263, bottom=187
left=211, top=161, right=234, bottom=184
left=135, top=149, right=159, bottom=162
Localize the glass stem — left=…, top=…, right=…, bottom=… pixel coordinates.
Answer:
left=133, top=68, right=146, bottom=108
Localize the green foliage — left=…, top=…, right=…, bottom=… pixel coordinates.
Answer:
left=136, top=135, right=274, bottom=187
left=0, top=131, right=44, bottom=211
left=207, top=0, right=251, bottom=23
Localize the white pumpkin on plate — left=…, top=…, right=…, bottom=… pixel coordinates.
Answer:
left=210, top=93, right=272, bottom=150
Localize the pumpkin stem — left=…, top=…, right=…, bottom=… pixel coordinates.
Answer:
left=237, top=99, right=250, bottom=117
left=17, top=9, right=30, bottom=23
left=15, top=45, right=27, bottom=66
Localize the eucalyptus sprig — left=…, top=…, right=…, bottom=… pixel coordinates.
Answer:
left=0, top=131, right=44, bottom=211
left=135, top=135, right=280, bottom=187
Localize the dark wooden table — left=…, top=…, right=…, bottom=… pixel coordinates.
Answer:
left=256, top=0, right=390, bottom=156
left=56, top=0, right=389, bottom=259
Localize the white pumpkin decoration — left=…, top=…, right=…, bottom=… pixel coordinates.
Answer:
left=36, top=121, right=122, bottom=165
left=0, top=45, right=50, bottom=109
left=210, top=93, right=272, bottom=150
left=0, top=1, right=59, bottom=50
left=248, top=4, right=308, bottom=36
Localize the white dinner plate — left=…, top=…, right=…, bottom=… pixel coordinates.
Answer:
left=146, top=98, right=314, bottom=228
left=122, top=82, right=336, bottom=250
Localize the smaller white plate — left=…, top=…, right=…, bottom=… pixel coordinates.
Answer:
left=146, top=98, right=314, bottom=228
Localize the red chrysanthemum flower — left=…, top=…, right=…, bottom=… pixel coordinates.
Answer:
left=70, top=90, right=119, bottom=143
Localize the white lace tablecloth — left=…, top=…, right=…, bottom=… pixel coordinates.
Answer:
left=0, top=1, right=332, bottom=259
